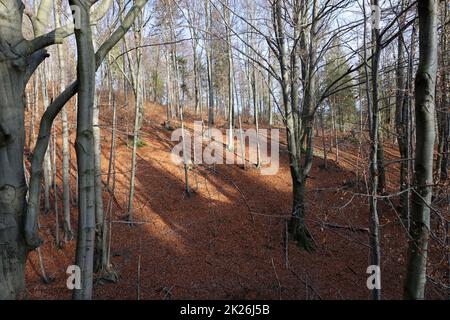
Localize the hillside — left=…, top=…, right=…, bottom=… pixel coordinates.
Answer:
left=24, top=101, right=448, bottom=300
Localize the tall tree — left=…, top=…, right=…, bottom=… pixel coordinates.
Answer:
left=205, top=0, right=215, bottom=133
left=125, top=4, right=145, bottom=223
left=395, top=0, right=412, bottom=224
left=54, top=0, right=74, bottom=242
left=225, top=0, right=235, bottom=151
left=404, top=0, right=438, bottom=300
left=70, top=0, right=97, bottom=300
left=436, top=1, right=449, bottom=181
left=366, top=0, right=382, bottom=300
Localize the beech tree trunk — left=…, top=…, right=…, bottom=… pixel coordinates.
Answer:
left=404, top=0, right=438, bottom=300
left=54, top=0, right=73, bottom=242
left=0, top=0, right=47, bottom=300
left=0, top=61, right=29, bottom=299
left=125, top=7, right=144, bottom=222
left=272, top=0, right=317, bottom=252
left=71, top=0, right=96, bottom=300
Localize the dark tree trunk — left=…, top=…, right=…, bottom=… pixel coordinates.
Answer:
left=436, top=0, right=449, bottom=181
left=395, top=15, right=411, bottom=221
left=0, top=0, right=40, bottom=299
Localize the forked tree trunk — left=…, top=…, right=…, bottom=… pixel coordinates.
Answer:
left=273, top=0, right=316, bottom=252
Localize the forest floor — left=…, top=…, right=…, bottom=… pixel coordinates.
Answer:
left=24, top=101, right=448, bottom=300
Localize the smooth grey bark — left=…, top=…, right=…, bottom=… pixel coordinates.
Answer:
left=0, top=0, right=46, bottom=300
left=0, top=51, right=29, bottom=300
left=106, top=95, right=117, bottom=192
left=91, top=29, right=106, bottom=273
left=103, top=93, right=117, bottom=274
left=268, top=67, right=273, bottom=128
left=38, top=65, right=53, bottom=214
left=52, top=124, right=60, bottom=247
left=27, top=90, right=35, bottom=150
left=125, top=6, right=144, bottom=222
left=71, top=0, right=97, bottom=300
left=126, top=59, right=143, bottom=222
left=28, top=75, right=39, bottom=149
left=93, top=92, right=106, bottom=270
left=165, top=51, right=172, bottom=129
left=54, top=0, right=73, bottom=242
left=152, top=46, right=161, bottom=103
left=404, top=0, right=438, bottom=300
left=167, top=3, right=190, bottom=196
left=32, top=2, right=54, bottom=216
left=61, top=96, right=73, bottom=242
left=252, top=68, right=261, bottom=168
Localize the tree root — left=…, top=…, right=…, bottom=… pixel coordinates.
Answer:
left=95, top=267, right=119, bottom=286
left=288, top=218, right=316, bottom=253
